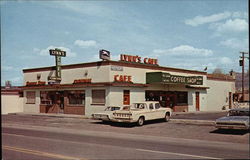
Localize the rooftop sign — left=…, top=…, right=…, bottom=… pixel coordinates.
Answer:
left=49, top=49, right=66, bottom=57
left=99, top=49, right=110, bottom=60
left=120, top=54, right=158, bottom=65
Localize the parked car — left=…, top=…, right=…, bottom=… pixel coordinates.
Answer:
left=111, top=101, right=172, bottom=126
left=215, top=107, right=250, bottom=130
left=92, top=106, right=127, bottom=122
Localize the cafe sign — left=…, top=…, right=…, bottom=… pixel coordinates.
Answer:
left=120, top=54, right=158, bottom=65
left=146, top=72, right=203, bottom=85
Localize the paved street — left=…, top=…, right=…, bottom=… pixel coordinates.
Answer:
left=2, top=114, right=250, bottom=159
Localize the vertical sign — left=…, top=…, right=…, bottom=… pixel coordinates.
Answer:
left=49, top=48, right=66, bottom=81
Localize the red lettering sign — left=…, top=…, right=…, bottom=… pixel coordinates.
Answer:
left=26, top=81, right=46, bottom=86
left=73, top=79, right=92, bottom=84
left=120, top=54, right=158, bottom=65
left=114, top=75, right=132, bottom=83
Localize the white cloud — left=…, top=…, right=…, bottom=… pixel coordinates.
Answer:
left=153, top=45, right=213, bottom=57
left=10, top=76, right=22, bottom=83
left=74, top=40, right=97, bottom=48
left=2, top=65, right=14, bottom=71
left=216, top=19, right=248, bottom=33
left=220, top=57, right=233, bottom=65
left=37, top=46, right=77, bottom=57
left=185, top=12, right=231, bottom=26
left=220, top=38, right=249, bottom=50
left=232, top=12, right=248, bottom=19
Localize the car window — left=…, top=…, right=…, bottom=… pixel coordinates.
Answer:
left=155, top=103, right=160, bottom=109
left=149, top=103, right=154, bottom=109
left=133, top=103, right=146, bottom=109
left=111, top=107, right=120, bottom=111
left=105, top=107, right=120, bottom=111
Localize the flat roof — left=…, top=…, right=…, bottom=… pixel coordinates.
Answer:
left=23, top=60, right=207, bottom=75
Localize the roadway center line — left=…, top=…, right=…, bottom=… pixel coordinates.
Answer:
left=136, top=148, right=221, bottom=159
left=3, top=132, right=221, bottom=159
left=3, top=145, right=88, bottom=160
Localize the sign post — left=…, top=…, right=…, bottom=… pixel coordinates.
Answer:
left=49, top=48, right=66, bottom=82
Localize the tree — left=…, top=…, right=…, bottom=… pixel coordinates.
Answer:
left=212, top=68, right=223, bottom=75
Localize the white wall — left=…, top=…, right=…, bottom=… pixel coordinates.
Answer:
left=206, top=80, right=235, bottom=111
left=23, top=90, right=40, bottom=113
left=1, top=95, right=23, bottom=114
left=24, top=65, right=110, bottom=85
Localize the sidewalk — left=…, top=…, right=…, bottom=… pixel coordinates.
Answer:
left=10, top=111, right=221, bottom=126
left=9, top=112, right=88, bottom=119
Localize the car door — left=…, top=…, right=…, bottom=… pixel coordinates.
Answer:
left=153, top=103, right=165, bottom=119
left=146, top=103, right=156, bottom=120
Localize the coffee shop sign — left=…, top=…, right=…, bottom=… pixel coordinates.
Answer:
left=163, top=73, right=203, bottom=85
left=120, top=54, right=158, bottom=65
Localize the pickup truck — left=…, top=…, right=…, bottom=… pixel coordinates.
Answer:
left=111, top=101, right=172, bottom=126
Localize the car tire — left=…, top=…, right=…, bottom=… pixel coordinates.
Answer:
left=137, top=117, right=144, bottom=126
left=164, top=113, right=170, bottom=122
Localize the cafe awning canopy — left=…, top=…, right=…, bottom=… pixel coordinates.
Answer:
left=146, top=72, right=203, bottom=85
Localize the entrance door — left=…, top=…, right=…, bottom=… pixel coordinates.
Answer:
left=229, top=92, right=232, bottom=109
left=55, top=91, right=64, bottom=113
left=123, top=90, right=130, bottom=105
left=195, top=92, right=200, bottom=111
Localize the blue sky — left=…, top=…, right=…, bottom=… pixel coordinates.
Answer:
left=1, top=0, right=249, bottom=86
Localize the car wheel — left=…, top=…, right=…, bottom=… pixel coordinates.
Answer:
left=164, top=113, right=170, bottom=122
left=137, top=117, right=144, bottom=126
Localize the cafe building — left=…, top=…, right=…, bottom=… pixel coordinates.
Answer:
left=21, top=50, right=235, bottom=116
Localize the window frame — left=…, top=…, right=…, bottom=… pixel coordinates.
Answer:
left=26, top=91, right=36, bottom=104
left=68, top=90, right=85, bottom=106
left=91, top=89, right=106, bottom=105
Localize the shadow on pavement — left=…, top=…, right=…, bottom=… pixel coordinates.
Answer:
left=91, top=119, right=167, bottom=128
left=210, top=129, right=250, bottom=135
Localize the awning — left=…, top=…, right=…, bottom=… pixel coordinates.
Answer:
left=21, top=82, right=148, bottom=90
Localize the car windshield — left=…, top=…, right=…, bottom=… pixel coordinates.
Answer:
left=105, top=106, right=121, bottom=111
left=228, top=110, right=249, bottom=116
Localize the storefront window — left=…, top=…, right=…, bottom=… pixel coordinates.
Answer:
left=40, top=91, right=53, bottom=105
left=177, top=92, right=188, bottom=104
left=145, top=91, right=160, bottom=101
left=68, top=90, right=85, bottom=105
left=92, top=90, right=105, bottom=104
left=26, top=91, right=36, bottom=104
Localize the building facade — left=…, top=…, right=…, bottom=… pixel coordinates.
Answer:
left=22, top=57, right=235, bottom=117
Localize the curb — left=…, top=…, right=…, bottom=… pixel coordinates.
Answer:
left=170, top=119, right=215, bottom=126
left=9, top=112, right=215, bottom=126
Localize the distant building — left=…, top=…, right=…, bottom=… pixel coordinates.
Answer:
left=1, top=83, right=23, bottom=114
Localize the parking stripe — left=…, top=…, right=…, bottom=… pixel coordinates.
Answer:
left=136, top=148, right=221, bottom=159
left=3, top=145, right=88, bottom=160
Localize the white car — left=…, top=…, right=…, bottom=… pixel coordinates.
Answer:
left=92, top=106, right=127, bottom=122
left=111, top=101, right=172, bottom=126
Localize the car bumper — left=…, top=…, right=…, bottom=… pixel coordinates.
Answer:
left=215, top=124, right=249, bottom=130
left=92, top=115, right=110, bottom=121
left=111, top=118, right=136, bottom=123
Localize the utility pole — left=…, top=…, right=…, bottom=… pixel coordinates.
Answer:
left=239, top=52, right=249, bottom=102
